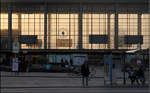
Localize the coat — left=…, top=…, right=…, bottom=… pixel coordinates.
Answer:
left=81, top=64, right=90, bottom=77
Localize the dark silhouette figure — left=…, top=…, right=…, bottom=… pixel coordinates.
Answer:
left=81, top=62, right=90, bottom=87
left=70, top=59, right=73, bottom=66
left=61, top=59, right=65, bottom=68
left=128, top=67, right=139, bottom=85
left=137, top=66, right=145, bottom=85
left=65, top=60, right=69, bottom=68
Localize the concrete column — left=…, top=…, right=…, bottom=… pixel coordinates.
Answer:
left=78, top=4, right=83, bottom=49
left=114, top=4, right=118, bottom=49
left=44, top=4, right=48, bottom=49
left=138, top=13, right=142, bottom=49
left=48, top=14, right=51, bottom=49
left=107, top=14, right=111, bottom=49
left=8, top=4, right=12, bottom=51
left=18, top=13, right=22, bottom=49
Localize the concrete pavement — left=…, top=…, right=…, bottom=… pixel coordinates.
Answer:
left=1, top=87, right=149, bottom=93
left=1, top=71, right=149, bottom=93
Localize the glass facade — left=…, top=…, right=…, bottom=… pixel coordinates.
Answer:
left=48, top=14, right=78, bottom=49
left=21, top=14, right=44, bottom=49
left=118, top=14, right=138, bottom=49
left=83, top=14, right=115, bottom=49
left=0, top=12, right=149, bottom=50
left=141, top=14, right=149, bottom=49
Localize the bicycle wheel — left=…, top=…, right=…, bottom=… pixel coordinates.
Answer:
left=89, top=67, right=96, bottom=79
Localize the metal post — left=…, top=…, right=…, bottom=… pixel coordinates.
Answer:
left=8, top=4, right=12, bottom=51
left=78, top=4, right=83, bottom=49
left=44, top=4, right=48, bottom=49
left=123, top=53, right=126, bottom=85
left=114, top=4, right=118, bottom=49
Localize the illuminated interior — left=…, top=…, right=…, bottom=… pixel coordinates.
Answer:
left=0, top=13, right=149, bottom=50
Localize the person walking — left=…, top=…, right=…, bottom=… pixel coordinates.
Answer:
left=81, top=62, right=90, bottom=87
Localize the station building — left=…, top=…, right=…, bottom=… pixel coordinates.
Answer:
left=0, top=0, right=149, bottom=65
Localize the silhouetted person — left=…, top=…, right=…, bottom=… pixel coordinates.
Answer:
left=70, top=59, right=73, bottom=66
left=128, top=67, right=139, bottom=85
left=65, top=60, right=69, bottom=68
left=81, top=62, right=90, bottom=87
left=61, top=59, right=65, bottom=68
left=137, top=66, right=145, bottom=85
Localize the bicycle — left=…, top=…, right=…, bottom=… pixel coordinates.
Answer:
left=88, top=66, right=96, bottom=80
left=68, top=66, right=81, bottom=77
left=68, top=65, right=96, bottom=79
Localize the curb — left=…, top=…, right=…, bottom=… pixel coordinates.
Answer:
left=1, top=85, right=149, bottom=89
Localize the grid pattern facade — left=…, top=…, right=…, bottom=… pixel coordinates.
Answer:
left=0, top=3, right=149, bottom=51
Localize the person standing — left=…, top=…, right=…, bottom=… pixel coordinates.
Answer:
left=128, top=67, right=136, bottom=85
left=137, top=66, right=145, bottom=85
left=81, top=62, right=90, bottom=87
left=128, top=67, right=139, bottom=85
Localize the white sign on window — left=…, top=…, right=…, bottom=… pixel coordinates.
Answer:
left=73, top=54, right=87, bottom=66
left=12, top=58, right=19, bottom=72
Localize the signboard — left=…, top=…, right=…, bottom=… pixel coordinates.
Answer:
left=89, top=35, right=108, bottom=44
left=57, top=39, right=72, bottom=47
left=19, top=35, right=37, bottom=44
left=124, top=35, right=143, bottom=44
left=12, top=42, right=20, bottom=53
left=12, top=58, right=19, bottom=72
left=73, top=54, right=87, bottom=66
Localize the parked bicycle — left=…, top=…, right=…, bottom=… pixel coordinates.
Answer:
left=68, top=65, right=96, bottom=80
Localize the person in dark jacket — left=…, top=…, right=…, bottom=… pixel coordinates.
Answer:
left=81, top=62, right=90, bottom=87
left=137, top=66, right=145, bottom=85
left=128, top=67, right=139, bottom=85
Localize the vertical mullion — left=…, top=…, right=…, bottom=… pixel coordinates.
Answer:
left=107, top=13, right=111, bottom=49
left=39, top=14, right=41, bottom=48
left=48, top=14, right=51, bottom=49
left=34, top=13, right=35, bottom=48
left=69, top=11, right=71, bottom=49
left=74, top=14, right=75, bottom=49
left=56, top=13, right=57, bottom=49
left=99, top=14, right=100, bottom=49
left=8, top=5, right=12, bottom=50
left=28, top=14, right=29, bottom=49
left=91, top=13, right=93, bottom=49
left=44, top=5, right=48, bottom=49
left=114, top=4, right=118, bottom=49
left=138, top=13, right=142, bottom=49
